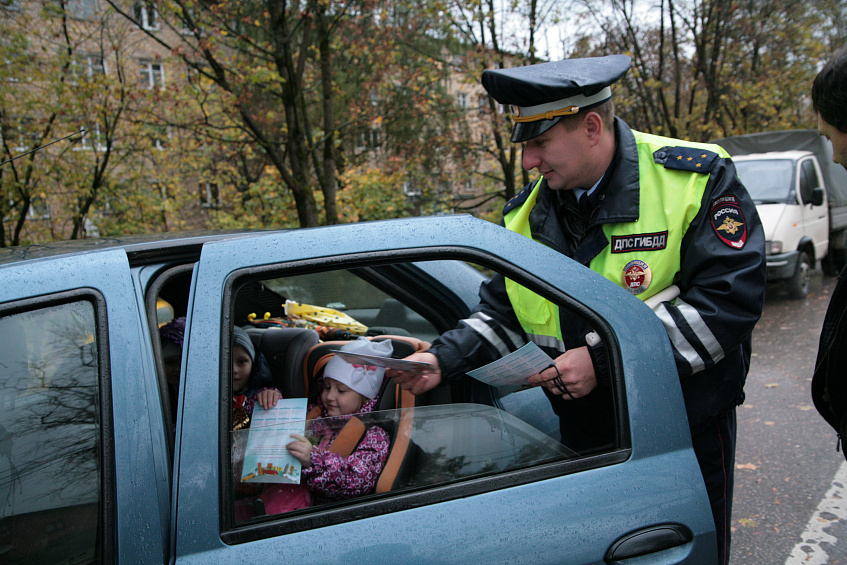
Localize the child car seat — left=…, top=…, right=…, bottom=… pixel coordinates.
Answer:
left=244, top=326, right=320, bottom=398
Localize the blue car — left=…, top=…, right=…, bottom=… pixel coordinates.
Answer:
left=0, top=215, right=716, bottom=564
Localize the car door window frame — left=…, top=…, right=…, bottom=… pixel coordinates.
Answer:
left=218, top=248, right=630, bottom=545
left=144, top=262, right=196, bottom=463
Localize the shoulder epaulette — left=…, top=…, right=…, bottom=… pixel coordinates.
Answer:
left=502, top=183, right=535, bottom=216
left=654, top=146, right=719, bottom=173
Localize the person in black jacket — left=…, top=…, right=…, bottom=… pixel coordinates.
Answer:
left=811, top=46, right=847, bottom=457
left=389, top=55, right=766, bottom=565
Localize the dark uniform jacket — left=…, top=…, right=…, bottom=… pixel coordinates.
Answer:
left=812, top=263, right=847, bottom=459
left=429, top=118, right=766, bottom=450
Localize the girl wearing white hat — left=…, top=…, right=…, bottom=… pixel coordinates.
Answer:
left=287, top=337, right=393, bottom=504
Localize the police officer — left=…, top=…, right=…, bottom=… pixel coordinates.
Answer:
left=390, top=55, right=766, bottom=564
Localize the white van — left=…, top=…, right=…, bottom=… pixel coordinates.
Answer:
left=713, top=130, right=847, bottom=298
left=733, top=151, right=828, bottom=297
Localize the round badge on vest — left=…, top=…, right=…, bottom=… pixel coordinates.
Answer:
left=622, top=259, right=652, bottom=295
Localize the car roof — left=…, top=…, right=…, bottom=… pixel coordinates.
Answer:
left=0, top=229, right=274, bottom=268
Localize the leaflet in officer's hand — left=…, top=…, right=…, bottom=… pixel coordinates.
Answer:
left=466, top=342, right=554, bottom=394
left=330, top=350, right=433, bottom=374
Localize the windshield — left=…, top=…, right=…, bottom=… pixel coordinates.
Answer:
left=733, top=159, right=795, bottom=203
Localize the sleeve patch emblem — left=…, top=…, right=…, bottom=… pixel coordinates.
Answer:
left=711, top=194, right=747, bottom=249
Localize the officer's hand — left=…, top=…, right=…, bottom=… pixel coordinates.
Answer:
left=385, top=352, right=442, bottom=395
left=526, top=346, right=597, bottom=400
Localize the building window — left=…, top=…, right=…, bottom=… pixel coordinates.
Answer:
left=134, top=1, right=159, bottom=30
left=457, top=92, right=468, bottom=108
left=153, top=180, right=168, bottom=201
left=477, top=95, right=488, bottom=112
left=64, top=0, right=98, bottom=19
left=0, top=37, right=33, bottom=82
left=139, top=59, right=164, bottom=89
left=76, top=123, right=106, bottom=152
left=70, top=54, right=105, bottom=83
left=178, top=5, right=205, bottom=36
left=402, top=181, right=420, bottom=197
left=98, top=197, right=115, bottom=217
left=357, top=128, right=381, bottom=151
left=200, top=182, right=220, bottom=208
left=26, top=195, right=51, bottom=220
left=149, top=125, right=169, bottom=150
left=7, top=117, right=38, bottom=153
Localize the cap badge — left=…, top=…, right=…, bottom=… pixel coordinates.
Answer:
left=622, top=259, right=652, bottom=295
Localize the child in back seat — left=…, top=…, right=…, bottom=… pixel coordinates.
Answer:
left=231, top=326, right=279, bottom=427
left=287, top=338, right=392, bottom=504
left=230, top=326, right=311, bottom=520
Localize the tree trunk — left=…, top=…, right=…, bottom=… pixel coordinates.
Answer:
left=317, top=6, right=338, bottom=225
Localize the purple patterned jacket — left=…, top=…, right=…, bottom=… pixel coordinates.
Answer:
left=301, top=386, right=389, bottom=504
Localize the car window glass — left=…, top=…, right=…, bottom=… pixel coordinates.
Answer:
left=734, top=159, right=794, bottom=202
left=0, top=301, right=101, bottom=564
left=498, top=386, right=562, bottom=440
left=800, top=159, right=820, bottom=204
left=247, top=269, right=439, bottom=341
left=226, top=259, right=618, bottom=529
left=230, top=404, right=576, bottom=522
left=390, top=404, right=575, bottom=487
left=799, top=161, right=813, bottom=203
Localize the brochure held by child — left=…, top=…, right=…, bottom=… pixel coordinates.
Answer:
left=240, top=398, right=308, bottom=484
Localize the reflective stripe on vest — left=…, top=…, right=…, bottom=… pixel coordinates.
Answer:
left=504, top=130, right=717, bottom=349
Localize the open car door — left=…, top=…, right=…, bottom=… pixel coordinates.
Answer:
left=173, top=215, right=717, bottom=564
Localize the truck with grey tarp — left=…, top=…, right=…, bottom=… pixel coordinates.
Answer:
left=712, top=129, right=847, bottom=298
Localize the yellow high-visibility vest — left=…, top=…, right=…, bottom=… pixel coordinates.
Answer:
left=504, top=130, right=725, bottom=345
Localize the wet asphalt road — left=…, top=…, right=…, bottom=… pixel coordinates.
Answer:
left=731, top=269, right=845, bottom=564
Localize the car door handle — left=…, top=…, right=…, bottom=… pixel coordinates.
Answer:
left=605, top=524, right=693, bottom=562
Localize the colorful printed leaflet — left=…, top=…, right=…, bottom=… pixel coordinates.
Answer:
left=241, top=398, right=308, bottom=484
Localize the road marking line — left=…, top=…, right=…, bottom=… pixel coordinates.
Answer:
left=785, top=460, right=847, bottom=564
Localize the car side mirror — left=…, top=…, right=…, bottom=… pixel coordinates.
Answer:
left=811, top=186, right=825, bottom=207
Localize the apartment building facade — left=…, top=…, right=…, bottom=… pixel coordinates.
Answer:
left=1, top=0, right=514, bottom=245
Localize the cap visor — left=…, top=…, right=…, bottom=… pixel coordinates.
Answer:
left=511, top=117, right=562, bottom=143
